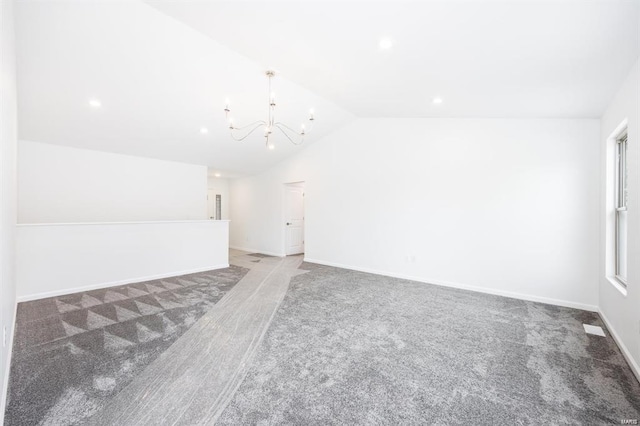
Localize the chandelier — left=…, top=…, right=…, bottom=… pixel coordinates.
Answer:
left=224, top=70, right=315, bottom=150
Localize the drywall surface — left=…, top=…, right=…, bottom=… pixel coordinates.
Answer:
left=230, top=118, right=600, bottom=310
left=18, top=141, right=207, bottom=223
left=16, top=220, right=229, bottom=301
left=599, top=59, right=640, bottom=379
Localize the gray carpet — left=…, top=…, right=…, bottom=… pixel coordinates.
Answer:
left=217, top=262, right=640, bottom=425
left=6, top=257, right=640, bottom=425
left=4, top=265, right=248, bottom=426
left=86, top=254, right=306, bottom=425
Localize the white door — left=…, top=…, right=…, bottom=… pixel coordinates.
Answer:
left=284, top=184, right=305, bottom=255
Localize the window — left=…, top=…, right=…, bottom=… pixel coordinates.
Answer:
left=614, top=132, right=628, bottom=285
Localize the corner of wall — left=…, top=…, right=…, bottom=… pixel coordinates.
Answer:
left=0, top=0, right=18, bottom=422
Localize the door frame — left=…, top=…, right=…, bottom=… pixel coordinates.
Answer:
left=282, top=181, right=305, bottom=256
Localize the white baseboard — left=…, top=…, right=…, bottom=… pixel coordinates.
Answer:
left=0, top=301, right=18, bottom=426
left=16, top=264, right=230, bottom=302
left=229, top=246, right=285, bottom=258
left=598, top=309, right=640, bottom=383
left=303, top=258, right=598, bottom=312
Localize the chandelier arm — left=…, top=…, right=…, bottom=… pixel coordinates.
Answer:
left=229, top=120, right=267, bottom=132
left=274, top=121, right=303, bottom=134
left=278, top=121, right=313, bottom=134
left=274, top=123, right=304, bottom=146
left=229, top=123, right=266, bottom=141
left=275, top=121, right=313, bottom=139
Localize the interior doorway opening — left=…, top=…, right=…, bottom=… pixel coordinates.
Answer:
left=284, top=182, right=305, bottom=256
left=207, top=190, right=221, bottom=220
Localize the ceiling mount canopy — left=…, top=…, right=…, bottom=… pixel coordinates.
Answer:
left=224, top=70, right=315, bottom=150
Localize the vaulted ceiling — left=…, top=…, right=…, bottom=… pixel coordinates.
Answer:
left=15, top=0, right=354, bottom=176
left=150, top=0, right=639, bottom=119
left=16, top=0, right=639, bottom=175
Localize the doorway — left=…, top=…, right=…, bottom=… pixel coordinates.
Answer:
left=207, top=190, right=221, bottom=220
left=284, top=182, right=305, bottom=255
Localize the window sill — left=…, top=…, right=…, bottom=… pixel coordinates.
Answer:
left=606, top=276, right=628, bottom=297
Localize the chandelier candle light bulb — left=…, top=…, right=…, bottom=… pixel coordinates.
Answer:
left=224, top=70, right=315, bottom=149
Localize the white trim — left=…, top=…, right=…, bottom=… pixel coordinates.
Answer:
left=599, top=309, right=640, bottom=384
left=606, top=119, right=629, bottom=292
left=303, top=258, right=598, bottom=312
left=606, top=276, right=628, bottom=296
left=609, top=118, right=629, bottom=145
left=16, top=264, right=229, bottom=302
left=0, top=302, right=18, bottom=426
left=17, top=220, right=230, bottom=227
left=229, top=246, right=285, bottom=258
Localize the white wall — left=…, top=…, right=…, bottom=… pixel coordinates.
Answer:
left=599, top=58, right=640, bottom=380
left=18, top=141, right=208, bottom=223
left=0, top=0, right=18, bottom=419
left=16, top=221, right=229, bottom=301
left=207, top=176, right=229, bottom=220
left=230, top=118, right=600, bottom=310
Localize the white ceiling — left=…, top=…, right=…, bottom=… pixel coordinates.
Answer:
left=16, top=0, right=639, bottom=175
left=150, top=0, right=639, bottom=119
left=15, top=0, right=354, bottom=176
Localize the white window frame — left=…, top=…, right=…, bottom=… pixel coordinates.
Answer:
left=614, top=131, right=628, bottom=286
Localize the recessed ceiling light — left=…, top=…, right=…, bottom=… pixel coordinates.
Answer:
left=88, top=99, right=101, bottom=108
left=379, top=38, right=393, bottom=50
left=200, top=127, right=209, bottom=134
left=268, top=144, right=275, bottom=150
left=379, top=37, right=393, bottom=50
left=432, top=97, right=443, bottom=105
left=214, top=172, right=221, bottom=178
